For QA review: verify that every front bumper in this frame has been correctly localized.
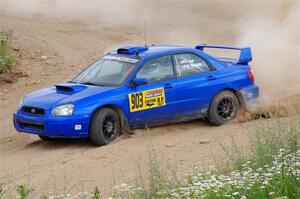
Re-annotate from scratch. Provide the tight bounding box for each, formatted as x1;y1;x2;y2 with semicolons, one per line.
13;111;90;138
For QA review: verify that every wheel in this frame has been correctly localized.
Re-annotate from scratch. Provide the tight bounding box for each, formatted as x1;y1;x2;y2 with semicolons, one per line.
38;135;56;141
208;90;240;126
90;108;120;146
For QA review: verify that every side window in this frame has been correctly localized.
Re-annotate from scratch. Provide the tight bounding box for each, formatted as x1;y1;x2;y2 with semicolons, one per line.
136;55;174;84
173;53;210;77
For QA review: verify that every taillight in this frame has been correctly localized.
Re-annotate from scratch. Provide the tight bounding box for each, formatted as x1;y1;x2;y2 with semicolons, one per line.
247;68;254;83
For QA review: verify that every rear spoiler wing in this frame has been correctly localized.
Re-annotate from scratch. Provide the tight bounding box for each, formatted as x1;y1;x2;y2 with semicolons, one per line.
195;44;252;64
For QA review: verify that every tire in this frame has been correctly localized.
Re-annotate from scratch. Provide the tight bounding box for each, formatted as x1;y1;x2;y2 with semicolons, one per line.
38;135;56;141
208;90;240;126
90;108;120;146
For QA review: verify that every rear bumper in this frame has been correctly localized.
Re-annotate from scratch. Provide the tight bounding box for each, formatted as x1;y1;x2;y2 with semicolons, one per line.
13;112;90;138
239;84;259;111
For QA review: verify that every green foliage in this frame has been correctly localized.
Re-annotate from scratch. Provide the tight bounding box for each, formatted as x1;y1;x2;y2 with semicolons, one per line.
93;187;101;199
147;148;167;197
0;31;15;73
16;185;30;199
249;117;300;168
222;117;300;171
111;148;181;199
0;184;3;199
110;117;300;199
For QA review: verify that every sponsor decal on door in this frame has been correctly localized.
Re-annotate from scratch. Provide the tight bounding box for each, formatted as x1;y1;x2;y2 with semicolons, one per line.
128;87;166;112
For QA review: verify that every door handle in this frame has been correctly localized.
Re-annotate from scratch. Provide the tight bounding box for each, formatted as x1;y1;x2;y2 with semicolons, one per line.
164;83;173;88
207;76;216;81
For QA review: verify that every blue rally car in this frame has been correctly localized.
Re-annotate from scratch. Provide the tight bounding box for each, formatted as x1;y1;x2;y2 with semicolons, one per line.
13;44;259;146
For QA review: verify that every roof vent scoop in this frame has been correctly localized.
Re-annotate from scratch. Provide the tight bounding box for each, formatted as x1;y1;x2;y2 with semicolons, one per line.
117;46;148;56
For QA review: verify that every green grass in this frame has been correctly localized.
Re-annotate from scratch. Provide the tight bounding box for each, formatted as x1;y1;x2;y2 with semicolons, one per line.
16;185;30;199
92;187;101;199
111;117;300;199
0;184;3;199
111;148;181;199
0;31;15;73
223;117;300;171
249;117;299;167
111;149;300;198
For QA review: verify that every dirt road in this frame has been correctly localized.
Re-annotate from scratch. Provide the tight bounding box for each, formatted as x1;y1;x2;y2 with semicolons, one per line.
0;1;299;197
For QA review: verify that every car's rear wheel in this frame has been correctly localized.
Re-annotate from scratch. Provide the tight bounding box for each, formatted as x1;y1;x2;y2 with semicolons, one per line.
38;135;57;141
208;90;240;126
90;108;120;146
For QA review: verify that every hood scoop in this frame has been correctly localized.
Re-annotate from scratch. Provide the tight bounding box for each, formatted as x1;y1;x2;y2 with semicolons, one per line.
55;83;87;92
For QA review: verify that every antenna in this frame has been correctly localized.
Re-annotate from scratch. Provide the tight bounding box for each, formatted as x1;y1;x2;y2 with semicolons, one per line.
144;18;147;47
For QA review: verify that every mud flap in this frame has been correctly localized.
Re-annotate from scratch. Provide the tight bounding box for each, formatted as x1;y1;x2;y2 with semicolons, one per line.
121;114;134;135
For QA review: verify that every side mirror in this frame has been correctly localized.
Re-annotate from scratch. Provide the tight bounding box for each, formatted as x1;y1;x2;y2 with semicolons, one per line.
132;78;147;87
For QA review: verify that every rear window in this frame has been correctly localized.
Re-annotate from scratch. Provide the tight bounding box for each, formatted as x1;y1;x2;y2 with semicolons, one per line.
173;53;210;77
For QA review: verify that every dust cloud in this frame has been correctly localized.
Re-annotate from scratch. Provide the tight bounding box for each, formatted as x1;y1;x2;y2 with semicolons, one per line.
1;0;299;105
236;1;300;104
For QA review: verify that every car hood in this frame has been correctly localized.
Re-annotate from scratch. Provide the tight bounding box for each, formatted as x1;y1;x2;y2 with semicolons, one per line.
22;83;115;110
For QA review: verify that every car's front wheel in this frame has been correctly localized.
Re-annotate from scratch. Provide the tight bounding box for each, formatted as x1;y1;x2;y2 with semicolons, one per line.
207;90;240;126
90;108;120;146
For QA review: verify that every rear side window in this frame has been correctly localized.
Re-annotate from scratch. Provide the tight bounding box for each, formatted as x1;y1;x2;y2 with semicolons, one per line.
136;55;174;84
173;53;210;77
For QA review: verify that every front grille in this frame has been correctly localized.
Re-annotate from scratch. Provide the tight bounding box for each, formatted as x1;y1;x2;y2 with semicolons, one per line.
18;119;44;131
22;106;45;116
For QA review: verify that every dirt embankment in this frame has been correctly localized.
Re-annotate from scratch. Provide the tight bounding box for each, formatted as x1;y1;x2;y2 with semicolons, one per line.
0;0;299;197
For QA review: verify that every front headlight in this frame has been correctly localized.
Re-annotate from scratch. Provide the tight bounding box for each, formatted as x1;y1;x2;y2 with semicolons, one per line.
52;104;74;116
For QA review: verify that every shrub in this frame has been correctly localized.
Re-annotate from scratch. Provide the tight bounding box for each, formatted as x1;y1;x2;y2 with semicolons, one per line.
16;185;30;199
93;187;101;199
0;184;3;199
0;31;15;73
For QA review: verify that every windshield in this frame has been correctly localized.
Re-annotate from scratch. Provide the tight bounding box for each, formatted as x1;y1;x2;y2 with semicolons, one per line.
72;55;140;86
